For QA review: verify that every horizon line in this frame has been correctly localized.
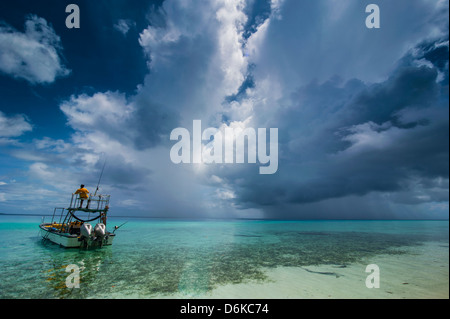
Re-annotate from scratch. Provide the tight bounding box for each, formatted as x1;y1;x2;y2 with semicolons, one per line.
0;212;448;221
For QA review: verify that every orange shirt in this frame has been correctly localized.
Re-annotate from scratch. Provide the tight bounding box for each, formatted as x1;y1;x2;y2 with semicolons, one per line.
75;187;89;199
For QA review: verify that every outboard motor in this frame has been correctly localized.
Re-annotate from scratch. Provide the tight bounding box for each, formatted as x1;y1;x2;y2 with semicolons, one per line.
94;223;107;246
79;223;93;248
80;223;93;239
94;223;106;238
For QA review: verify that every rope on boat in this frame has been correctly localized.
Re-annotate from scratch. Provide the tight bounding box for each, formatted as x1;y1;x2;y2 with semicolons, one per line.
68;209;102;223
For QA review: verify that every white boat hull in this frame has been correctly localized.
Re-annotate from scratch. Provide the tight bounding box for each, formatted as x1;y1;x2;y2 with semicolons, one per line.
39;224;115;248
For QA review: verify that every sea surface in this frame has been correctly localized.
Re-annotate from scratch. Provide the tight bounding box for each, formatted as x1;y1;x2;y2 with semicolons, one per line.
0;215;448;299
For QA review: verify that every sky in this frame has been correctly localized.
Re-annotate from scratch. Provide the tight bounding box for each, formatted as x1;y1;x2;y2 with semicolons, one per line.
0;0;448;219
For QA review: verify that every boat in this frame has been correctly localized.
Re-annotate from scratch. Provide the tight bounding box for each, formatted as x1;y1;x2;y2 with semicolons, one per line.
39;192;116;248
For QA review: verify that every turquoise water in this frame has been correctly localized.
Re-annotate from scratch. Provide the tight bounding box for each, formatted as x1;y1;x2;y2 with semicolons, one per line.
0;215;448;298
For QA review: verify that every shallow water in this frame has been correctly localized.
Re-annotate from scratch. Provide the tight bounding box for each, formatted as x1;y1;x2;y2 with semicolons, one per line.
0;216;448;298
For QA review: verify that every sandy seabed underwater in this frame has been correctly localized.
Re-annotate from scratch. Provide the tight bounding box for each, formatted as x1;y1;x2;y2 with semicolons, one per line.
0;216;448;299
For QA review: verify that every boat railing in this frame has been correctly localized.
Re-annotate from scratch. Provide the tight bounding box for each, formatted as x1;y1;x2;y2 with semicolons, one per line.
68;193;110;211
48;207;66;224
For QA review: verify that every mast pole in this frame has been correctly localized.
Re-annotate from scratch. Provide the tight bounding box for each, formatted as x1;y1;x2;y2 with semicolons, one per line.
94;157;106;196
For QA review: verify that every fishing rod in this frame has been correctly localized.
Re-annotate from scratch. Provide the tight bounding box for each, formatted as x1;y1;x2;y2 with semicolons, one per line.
113;221;128;233
94;157;107;196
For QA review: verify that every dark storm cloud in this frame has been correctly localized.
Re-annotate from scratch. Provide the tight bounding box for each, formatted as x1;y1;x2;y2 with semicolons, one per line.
221;36;449;211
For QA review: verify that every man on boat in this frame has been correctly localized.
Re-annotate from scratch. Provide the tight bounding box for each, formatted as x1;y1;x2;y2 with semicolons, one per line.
75;184;89;209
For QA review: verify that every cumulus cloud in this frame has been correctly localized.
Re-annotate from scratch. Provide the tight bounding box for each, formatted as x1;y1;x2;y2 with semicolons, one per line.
137;0;248;123
59;92;155;190
60;91;134;143
0;110;32;138
0;15;70;84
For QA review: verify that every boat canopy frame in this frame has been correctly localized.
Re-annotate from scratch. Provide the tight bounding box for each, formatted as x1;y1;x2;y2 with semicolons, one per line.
47;193;110;230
